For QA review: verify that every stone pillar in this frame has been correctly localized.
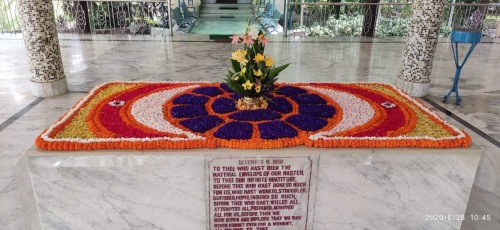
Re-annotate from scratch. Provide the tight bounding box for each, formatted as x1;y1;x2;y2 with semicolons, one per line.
17;0;68;97
496;20;500;38
396;0;446;97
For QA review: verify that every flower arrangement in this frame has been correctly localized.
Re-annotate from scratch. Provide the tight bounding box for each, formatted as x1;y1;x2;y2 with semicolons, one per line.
35;81;472;151
225;22;290;110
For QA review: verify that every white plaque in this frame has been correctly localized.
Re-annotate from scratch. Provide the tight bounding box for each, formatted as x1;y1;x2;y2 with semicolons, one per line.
207;156;314;230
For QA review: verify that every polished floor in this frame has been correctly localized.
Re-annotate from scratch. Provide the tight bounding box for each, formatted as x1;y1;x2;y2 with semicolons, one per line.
0;35;499;229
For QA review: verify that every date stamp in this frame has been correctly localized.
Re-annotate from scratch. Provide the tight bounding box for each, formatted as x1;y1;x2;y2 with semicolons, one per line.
425;214;491;221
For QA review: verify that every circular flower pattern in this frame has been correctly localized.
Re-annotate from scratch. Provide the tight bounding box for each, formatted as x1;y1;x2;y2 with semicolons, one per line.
169;84;337;140
36;82;472;150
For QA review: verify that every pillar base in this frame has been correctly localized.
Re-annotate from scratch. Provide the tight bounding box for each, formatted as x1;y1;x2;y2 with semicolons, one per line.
30;78;69;97
395;78;430;97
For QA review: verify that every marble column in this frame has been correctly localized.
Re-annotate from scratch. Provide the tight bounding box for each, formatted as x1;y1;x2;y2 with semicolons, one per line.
396;0;446;97
17;0;68;97
496;20;500;38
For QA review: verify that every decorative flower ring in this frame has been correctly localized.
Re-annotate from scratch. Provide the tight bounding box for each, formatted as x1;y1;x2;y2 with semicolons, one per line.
166;83;339;141
35;82;472;150
108;100;125;107
381;101;396;109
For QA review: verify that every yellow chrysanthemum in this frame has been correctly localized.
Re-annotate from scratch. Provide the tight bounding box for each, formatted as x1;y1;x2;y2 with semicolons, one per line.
231;49;248;65
254;53;265;62
242;80;254;90
265;56;273;67
253;69;263;77
258;34;264;41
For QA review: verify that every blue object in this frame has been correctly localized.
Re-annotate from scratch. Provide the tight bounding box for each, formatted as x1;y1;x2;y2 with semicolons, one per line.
443;29;481;105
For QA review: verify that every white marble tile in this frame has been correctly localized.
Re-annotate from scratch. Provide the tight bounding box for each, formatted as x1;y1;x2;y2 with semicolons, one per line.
1;36;499;229
26;154;206;230
0;93;85;230
13;146;482;229
0;175;25;230
313;148;481;230
462;185;500;230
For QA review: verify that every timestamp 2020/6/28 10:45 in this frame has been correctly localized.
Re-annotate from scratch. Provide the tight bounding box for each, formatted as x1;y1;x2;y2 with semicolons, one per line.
425;214;491;221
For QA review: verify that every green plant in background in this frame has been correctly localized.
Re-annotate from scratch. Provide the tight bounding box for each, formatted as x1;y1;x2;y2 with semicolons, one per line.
306;23;335;37
375;17;411;37
0;0;20;32
439;25;453;37
327;14;363;36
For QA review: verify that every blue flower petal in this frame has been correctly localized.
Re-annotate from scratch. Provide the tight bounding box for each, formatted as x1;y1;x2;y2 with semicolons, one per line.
258;121;298;139
230;93;243;100
180;115;223;133
219;83;234;93
171;105;207;118
212;97;236;114
173;94;209;105
286;114;327;131
214;122;253;139
268;97;293;114
299;105;336;118
192;87;224;97
276;86;307;96
229;110;282;121
290;94;327;104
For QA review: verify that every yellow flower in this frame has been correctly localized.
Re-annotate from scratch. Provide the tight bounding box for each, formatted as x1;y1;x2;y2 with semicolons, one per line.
233;76;239;81
265;56;273;67
242;80;254;90
255;85;261;93
253;69;263;77
254;53;265;62
258;34;264;40
232;49;248;65
240;67;246;76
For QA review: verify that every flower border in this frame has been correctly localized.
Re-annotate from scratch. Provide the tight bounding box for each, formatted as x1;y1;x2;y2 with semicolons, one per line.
36;81;471;150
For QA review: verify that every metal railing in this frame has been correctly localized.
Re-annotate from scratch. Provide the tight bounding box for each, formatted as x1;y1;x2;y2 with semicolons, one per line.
286;2;500;38
52;1;170;35
1;0;172;36
2;1;500;38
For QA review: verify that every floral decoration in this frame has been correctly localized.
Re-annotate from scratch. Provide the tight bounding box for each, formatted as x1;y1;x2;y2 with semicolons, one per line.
225;22;290;109
35;81;471;151
381;101;397;109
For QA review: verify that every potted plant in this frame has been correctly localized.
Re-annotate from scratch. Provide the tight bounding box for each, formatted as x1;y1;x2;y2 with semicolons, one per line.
225;22;290;110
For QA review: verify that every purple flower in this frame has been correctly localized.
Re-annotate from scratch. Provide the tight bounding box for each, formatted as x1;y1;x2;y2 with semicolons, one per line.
229;109;282;121
171;105;208;118
258;121;298;139
299;105;335;118
192;87;224;97
220;83;234;93
180;115;223;133
173;94;209;105
214;122;253;139
290;94;327;104
212;97;236;114
277;86;307;96
267;97;293;114
286;114;327;131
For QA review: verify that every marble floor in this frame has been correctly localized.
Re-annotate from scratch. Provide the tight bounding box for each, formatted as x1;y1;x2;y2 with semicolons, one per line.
0;35;499;230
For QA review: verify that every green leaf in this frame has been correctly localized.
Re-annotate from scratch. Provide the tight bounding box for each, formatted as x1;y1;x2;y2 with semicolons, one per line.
231;59;241;72
269;63;290;77
254;44;262;55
